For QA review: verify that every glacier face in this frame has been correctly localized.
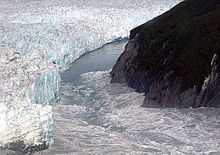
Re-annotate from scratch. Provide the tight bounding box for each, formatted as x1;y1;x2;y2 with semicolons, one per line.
0;0;182;150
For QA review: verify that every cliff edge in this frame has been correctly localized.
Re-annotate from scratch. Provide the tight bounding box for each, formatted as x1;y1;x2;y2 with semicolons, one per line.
111;0;220;108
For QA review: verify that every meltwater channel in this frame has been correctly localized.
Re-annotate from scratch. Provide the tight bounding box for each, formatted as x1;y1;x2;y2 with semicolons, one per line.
41;41;220;155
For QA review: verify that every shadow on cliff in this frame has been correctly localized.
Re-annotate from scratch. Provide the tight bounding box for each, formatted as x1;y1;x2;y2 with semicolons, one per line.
111;0;220;108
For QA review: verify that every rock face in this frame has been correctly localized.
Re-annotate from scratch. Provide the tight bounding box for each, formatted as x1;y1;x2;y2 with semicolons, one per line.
111;0;220;108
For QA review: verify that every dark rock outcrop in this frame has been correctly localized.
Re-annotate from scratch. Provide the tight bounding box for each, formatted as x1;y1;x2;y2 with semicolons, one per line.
111;0;220;108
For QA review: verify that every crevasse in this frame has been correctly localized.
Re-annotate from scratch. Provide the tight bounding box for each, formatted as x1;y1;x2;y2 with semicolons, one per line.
27;71;61;106
0;0;182;150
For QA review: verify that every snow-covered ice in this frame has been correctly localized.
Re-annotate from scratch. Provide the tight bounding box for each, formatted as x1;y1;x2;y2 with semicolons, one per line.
0;0;182;149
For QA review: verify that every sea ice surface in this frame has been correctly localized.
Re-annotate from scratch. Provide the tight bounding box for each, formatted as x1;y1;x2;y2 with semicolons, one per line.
40;70;220;154
0;0;182;148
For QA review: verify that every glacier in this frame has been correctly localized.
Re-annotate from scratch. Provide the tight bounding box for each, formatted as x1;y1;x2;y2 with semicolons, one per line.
0;0;182;151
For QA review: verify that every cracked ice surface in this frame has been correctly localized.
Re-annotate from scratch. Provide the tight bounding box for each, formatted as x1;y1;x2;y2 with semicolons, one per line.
0;42;57;147
0;0;182;148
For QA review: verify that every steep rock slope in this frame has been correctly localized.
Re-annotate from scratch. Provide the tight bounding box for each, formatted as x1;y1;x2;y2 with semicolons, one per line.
111;0;220;108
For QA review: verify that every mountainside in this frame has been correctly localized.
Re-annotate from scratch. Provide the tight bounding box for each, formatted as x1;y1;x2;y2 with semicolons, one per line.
111;0;220;108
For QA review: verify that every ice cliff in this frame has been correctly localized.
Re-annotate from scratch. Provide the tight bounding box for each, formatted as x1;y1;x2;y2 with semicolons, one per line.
0;0;182;152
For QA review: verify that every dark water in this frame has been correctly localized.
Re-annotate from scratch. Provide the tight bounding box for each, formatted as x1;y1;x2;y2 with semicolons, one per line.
61;40;127;83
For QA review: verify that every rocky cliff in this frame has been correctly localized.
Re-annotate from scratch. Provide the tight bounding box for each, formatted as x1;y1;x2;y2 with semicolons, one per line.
111;0;220;108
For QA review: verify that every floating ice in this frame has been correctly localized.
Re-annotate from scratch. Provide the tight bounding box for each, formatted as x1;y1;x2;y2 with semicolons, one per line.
41;71;220;154
0;0;182;149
